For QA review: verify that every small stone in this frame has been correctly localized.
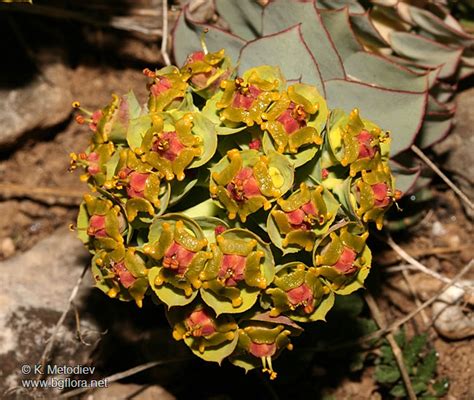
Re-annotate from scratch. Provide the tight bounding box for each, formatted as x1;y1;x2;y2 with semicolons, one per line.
0;238;15;258
0;63;72;148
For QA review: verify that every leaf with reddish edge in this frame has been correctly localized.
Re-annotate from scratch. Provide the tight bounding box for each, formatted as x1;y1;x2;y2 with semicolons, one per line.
324;79;427;156
246;311;304;332
172;6;246;67
407;6;474;45
389;161;421;195
416;113;454;149
349;11;389;49
389;32;464;79
214;0;263;41
344;51;428;92
238;25;326;97
262;0;345;81
318;0;365;13
319;8;362;61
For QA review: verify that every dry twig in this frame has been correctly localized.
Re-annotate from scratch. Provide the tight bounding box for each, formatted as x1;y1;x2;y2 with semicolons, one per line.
385;232;470;290
161;0;171;66
365;292;417;400
302;260;473;352
401;269;430;326
37;264;88;376
411;144;474;210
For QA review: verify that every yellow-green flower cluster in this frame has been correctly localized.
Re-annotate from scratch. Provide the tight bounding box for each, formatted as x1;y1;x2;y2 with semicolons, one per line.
72;49;399;379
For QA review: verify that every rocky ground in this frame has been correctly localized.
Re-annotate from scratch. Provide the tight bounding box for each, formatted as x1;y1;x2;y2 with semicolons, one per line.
0;4;473;400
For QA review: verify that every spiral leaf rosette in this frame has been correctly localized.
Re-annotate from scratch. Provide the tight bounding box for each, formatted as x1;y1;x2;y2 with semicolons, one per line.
72;39;402;376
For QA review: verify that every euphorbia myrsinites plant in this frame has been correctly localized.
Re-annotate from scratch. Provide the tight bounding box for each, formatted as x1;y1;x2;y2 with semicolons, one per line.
70;47;400;378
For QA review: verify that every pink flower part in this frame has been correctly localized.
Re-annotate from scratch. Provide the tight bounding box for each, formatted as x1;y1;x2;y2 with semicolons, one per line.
186;51;205;64
332;247;357;274
126;172;149;198
226;167;261;202
163;241;196;275
249;138;262;150
218;254;246;286
372;183;390;208
286;283;314;313
322;168;329;180
152;131;185;162
249;342;277;358
286;201;318;230
232;85;261;110
214;225;227;236
89;110;103;132
88;215;107;238
113;262;136;289
186;309;216;337
277;103;307;135
87;152;100;176
150;77;172;97
357;130;376;159
185;51;215;89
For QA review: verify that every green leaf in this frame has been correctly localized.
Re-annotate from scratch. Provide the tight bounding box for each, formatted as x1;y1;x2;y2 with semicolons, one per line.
319;8;362;61
389;383;407;398
408;6;474;45
344;52;428;92
168;176;198;207
349;12;389;49
403;333;427;369
375;364;401;384
172;7;246;66
188;113;218;168
202;92;247;136
215;0;262;41
433;378;449;397
238;25;326;96
105;150;120;181
127;115;152;150
389;32;463;79
318;0;365;13
291;290;335;323
389;161;421;195
77;202;90;245
148;267;198;308
324;79;426;156
201;286;260;316
262;0;345;80
184;331;239;364
416;112;453;149
417;349;437;382
124;91;141;119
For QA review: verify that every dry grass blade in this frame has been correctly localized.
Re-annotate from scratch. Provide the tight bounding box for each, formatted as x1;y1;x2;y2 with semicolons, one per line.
411;144;474;210
365;292;417;400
